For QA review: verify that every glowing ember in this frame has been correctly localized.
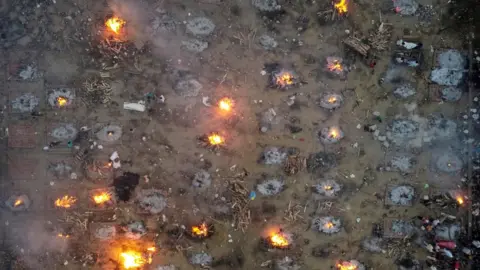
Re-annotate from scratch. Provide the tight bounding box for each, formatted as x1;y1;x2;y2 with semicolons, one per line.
54;195;77;208
457;196;464;205
328;60;343;72
334;0;348;14
14;199;23;207
328;96;337;104
192;223;209;237
57;233;70;238
337;262;358;270
324;185;333;191
56;96;68;107
218;98;234;112
269;231;290;248
93;192;112;204
275;71;294;87
120;251;147;269
325;222;334;229
329;128;339;138
208;133;225;145
105;17;126;34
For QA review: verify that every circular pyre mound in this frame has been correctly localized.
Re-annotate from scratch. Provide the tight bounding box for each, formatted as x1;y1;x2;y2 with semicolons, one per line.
257;176;285;196
312;216;342;234
259;146;294;165
389;185;415;206
135;189;167;214
319;126;344;144
318;93;343;110
306;152;337;174
386;119;420;146
186;222;215;240
336;260;365;270
433;151;463;173
5;194;30;212
313;179;342;198
192;170;212;191
96;125;122;143
270;69;298;90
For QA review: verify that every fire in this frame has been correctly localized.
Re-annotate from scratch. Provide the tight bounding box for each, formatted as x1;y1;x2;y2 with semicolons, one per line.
105;17;126;34
337;262;358;270
56;96;68;107
54;195;77;208
457;196;464;205
334;0;348;14
208;133;225;145
328;60;343;72
269;231;290;248
328;96;337;104
192;223;209;237
120;251;147;269
218;98;234;112
324;185;333;191
329;128;339;138
325;222;334;229
14;199;23;207
275;72;294;87
93;192;111;204
57;233;70;238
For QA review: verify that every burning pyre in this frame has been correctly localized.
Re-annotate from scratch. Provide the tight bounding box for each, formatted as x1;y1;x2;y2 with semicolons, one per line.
119;246;156;269
326;57;346;77
198;132;226;149
56;96;68;107
334;0;348;14
5;194;31;212
313;179;342;198
319;126;344;144
90;189;116;209
217;97;234;113
271;69;298;89
105;17;126;36
48;88;75;108
187;222;215;240
318;93;344;110
262;229;292;250
312;216;342;234
336;260;365;270
54;195;77;209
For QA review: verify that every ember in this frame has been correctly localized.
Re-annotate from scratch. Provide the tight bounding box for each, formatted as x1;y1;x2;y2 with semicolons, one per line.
105;17;126;35
337;262;358;270
273;70;296;88
93;192;112;204
208;133;225;145
14;199;23;207
120;250;147;269
54;195;77;208
319;126;344;144
57;233;70;238
56;96;68;107
457;196;464;205
192;223;208;237
325;222;334;229
334;0;348;14
329;128;339;138
268;231;291;248
218;97;234;112
328;60;343;72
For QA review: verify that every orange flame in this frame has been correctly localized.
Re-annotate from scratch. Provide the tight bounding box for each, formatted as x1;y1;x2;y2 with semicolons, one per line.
14;199;23;207
57;233;70;238
192;223;209;237
329;128;339;138
328;61;343;72
337;262;358;270
56;96;68;107
457;196;464;205
218;98;234;112
93;192;112;204
105;17;126;34
120;251;147;269
324;185;333;191
328;96;337;104
276;72;294;87
334;0;348;14
269;232;290;248
208;133;225;145
325;222;334;229
54;195;77;208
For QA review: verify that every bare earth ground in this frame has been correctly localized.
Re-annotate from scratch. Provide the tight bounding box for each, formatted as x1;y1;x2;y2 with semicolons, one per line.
0;0;472;269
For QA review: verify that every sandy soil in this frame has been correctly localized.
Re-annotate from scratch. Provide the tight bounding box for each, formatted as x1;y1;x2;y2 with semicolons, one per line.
0;0;473;269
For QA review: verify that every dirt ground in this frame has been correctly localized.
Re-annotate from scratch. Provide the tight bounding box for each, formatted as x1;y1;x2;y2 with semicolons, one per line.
0;0;473;269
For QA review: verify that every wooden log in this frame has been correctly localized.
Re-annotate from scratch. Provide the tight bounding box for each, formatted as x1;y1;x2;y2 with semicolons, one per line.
343;37;370;57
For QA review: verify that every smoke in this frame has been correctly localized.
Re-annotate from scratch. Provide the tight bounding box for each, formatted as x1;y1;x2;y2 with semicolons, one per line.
3;217;69;268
